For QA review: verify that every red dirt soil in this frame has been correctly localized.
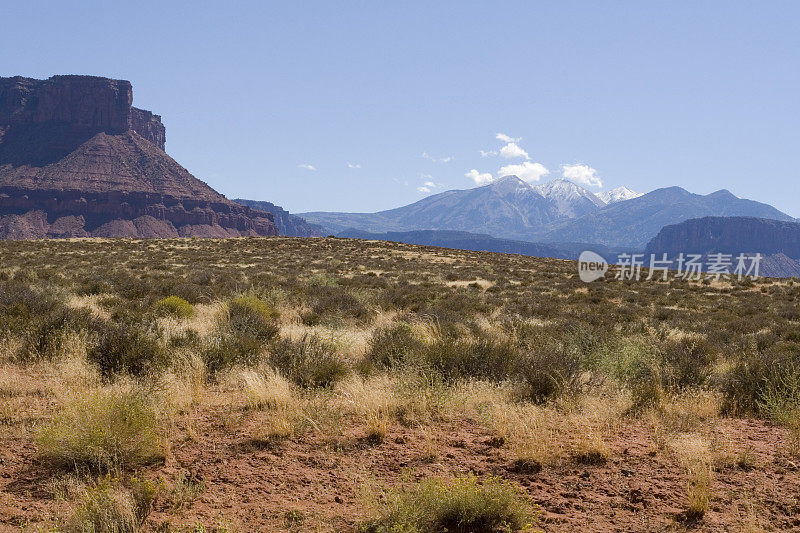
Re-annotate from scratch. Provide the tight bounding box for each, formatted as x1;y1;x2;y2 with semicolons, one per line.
2;404;799;532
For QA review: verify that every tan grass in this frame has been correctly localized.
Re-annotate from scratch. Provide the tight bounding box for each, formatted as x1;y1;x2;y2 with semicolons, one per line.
445;278;495;290
37;383;165;471
0;335;23;362
660;389;721;433
279;309;398;361
161;351;206;414
66;294;112;321
240;367;293;410
158;302;227;341
335;373;392;410
66;484;138;533
488;402;562;466
670;433;714;518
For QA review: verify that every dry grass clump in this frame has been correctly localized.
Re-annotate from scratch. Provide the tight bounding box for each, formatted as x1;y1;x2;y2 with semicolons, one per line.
361;474;537;533
659;388;722;432
251;404;305;444
670;433;714;521
37;385;165;472
335;374;398;441
487;402;561;468
240;367;293;410
162;350;206;413
482;387;625;470
66;476;156;533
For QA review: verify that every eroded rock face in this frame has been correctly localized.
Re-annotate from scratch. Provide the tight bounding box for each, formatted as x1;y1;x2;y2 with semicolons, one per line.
644;216;800;278
0;75;166;162
233;198;327;237
0;75;278;239
129;107;166;151
645;216;800;259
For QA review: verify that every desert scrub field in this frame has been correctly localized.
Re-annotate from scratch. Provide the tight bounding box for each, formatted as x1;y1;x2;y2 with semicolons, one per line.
1;236;799;532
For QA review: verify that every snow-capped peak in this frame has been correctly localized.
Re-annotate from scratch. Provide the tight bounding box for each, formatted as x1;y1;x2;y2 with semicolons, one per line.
597;186;643;205
488;175;536;196
533;178;605;217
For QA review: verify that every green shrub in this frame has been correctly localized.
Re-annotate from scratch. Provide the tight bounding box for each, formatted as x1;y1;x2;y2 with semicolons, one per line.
656;337;717;390
153;296;195;318
758;363;800;424
21;307;94;361
37;387;164;471
228;296;279;342
361;474;536;533
366;323;519;382
721;343;800;414
422;337;519;382
202;330;263;375
201;297;279;375
302;286;369;325
366;322;424;369
269;334;349;387
758;363;800;454
88;320;167;377
514;344;583;403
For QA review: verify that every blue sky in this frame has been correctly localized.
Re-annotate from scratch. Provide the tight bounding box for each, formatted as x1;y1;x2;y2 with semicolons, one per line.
3;1;799;216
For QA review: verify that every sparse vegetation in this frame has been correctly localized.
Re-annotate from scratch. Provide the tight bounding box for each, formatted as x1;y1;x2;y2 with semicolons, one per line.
1;237;799;530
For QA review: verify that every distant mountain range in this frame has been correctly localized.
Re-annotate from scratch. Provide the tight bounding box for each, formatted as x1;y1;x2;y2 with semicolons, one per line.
645;216;800;278
301;176;619;238
233;199;326;237
539;187;794;248
301;176;794;248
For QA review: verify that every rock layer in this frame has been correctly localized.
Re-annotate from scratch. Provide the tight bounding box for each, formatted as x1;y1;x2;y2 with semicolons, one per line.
233;198;326;237
0;75;277;239
645;216;800;278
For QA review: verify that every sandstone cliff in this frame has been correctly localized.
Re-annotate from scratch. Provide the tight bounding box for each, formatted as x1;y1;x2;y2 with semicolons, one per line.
645;216;800;259
233;198;327;237
0;75;277;239
645;216;800;278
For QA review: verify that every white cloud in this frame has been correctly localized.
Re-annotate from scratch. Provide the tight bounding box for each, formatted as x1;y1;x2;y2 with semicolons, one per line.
499;142;529;160
423;180;436;188
298;163;316;171
496;133;521;143
498;161;550;183
561;164;602;188
347;162;361;169
480;149;497;157
417;186;431;193
422;151;454;163
466;169;494;184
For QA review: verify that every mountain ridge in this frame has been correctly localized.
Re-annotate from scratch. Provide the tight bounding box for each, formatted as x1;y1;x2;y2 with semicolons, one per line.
302;179;794;248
